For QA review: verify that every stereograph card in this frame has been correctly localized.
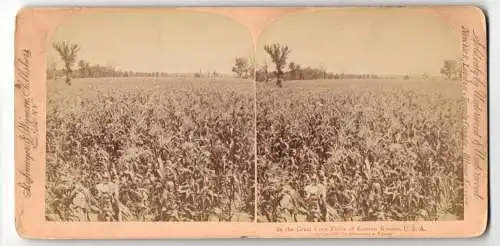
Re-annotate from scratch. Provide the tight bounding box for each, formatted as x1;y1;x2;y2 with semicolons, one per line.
14;6;488;238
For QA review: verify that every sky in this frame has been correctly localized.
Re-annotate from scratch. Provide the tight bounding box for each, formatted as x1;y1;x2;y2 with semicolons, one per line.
48;10;254;74
48;8;461;76
257;8;462;76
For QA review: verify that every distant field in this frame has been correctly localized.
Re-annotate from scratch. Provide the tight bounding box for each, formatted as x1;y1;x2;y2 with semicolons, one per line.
258;78;462;94
48;77;254;94
257;78;464;222
46;77;255;222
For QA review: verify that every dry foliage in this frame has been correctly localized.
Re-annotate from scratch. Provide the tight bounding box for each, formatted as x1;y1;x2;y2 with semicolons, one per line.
46;78;255;222
257;79;464;222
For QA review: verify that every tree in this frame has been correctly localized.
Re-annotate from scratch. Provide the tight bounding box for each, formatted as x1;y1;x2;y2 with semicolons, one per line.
440;60;459;80
78;60;85;77
232;57;249;78
295;64;303;80
90;64;104;78
78;60;91;78
319;65;326;80
210;70;218;80
288;62;297;80
83;62;91;77
47;61;57;80
247;57;256;79
263;43;291;87
256;63;270;82
53;41;80;85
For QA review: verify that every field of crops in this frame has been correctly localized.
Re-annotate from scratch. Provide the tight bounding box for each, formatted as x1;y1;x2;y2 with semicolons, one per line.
46;77;255;222
46;76;465;223
257;79;465;222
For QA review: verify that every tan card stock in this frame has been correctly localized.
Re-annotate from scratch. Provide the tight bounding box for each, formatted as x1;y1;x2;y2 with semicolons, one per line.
14;6;488;238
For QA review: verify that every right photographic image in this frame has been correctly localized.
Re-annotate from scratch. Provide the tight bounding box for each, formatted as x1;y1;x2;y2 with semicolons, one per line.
256;8;465;222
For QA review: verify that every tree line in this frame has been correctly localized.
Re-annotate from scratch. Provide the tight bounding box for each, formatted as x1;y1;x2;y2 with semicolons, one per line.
51;40;462;87
231;43;383;87
47;60;169;81
232;43;462;88
50;41;172;85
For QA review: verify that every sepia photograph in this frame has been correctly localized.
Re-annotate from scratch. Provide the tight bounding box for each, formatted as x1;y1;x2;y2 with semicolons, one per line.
13;6;487;238
44;10;256;222
256;9;466;222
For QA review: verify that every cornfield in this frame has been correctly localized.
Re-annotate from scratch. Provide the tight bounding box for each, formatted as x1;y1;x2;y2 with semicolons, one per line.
45;77;464;223
46;77;255;222
257;79;464;222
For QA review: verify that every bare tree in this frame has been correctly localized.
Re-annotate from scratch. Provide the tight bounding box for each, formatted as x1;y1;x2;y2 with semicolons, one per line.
264;43;291;87
53;41;80;85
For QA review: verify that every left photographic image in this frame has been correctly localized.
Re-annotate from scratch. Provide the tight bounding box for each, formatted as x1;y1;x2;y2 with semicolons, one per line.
45;10;256;222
